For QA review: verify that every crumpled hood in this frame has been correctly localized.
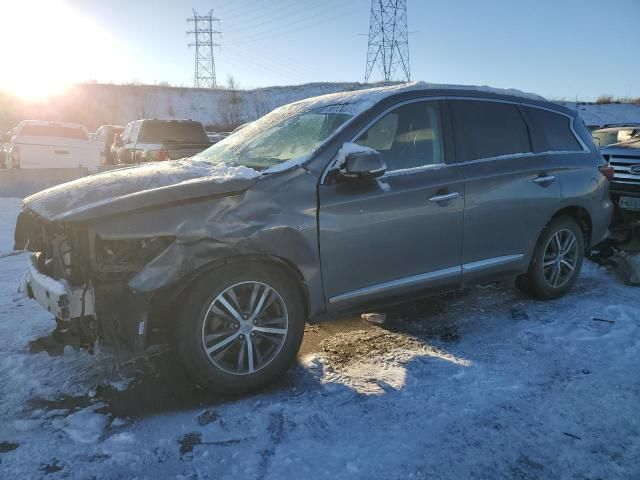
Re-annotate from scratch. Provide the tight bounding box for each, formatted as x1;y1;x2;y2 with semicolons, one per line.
22;159;261;222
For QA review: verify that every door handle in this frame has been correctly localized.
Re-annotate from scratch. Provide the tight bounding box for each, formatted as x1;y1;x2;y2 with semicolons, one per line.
428;192;460;203
533;175;555;185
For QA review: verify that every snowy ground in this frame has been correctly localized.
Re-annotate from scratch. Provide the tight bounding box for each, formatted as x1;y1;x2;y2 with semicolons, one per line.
0;198;639;479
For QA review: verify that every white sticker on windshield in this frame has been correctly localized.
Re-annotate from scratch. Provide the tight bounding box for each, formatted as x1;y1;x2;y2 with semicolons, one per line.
317;104;360;115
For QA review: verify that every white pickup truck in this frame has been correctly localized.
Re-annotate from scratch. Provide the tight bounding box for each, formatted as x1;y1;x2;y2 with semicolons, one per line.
6;120;101;171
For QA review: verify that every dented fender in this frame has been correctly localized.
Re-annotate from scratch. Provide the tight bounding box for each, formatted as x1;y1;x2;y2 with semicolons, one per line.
91;168;327;317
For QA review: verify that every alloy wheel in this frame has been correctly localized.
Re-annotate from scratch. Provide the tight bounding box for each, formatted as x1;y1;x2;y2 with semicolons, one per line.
201;281;289;375
542;229;579;289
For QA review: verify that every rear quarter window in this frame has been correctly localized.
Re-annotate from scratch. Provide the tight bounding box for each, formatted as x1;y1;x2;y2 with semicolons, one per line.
521;107;583;153
138;121;208;143
449;100;531;161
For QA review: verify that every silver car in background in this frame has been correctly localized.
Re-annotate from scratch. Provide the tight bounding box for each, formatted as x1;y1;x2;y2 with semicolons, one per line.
15;83;613;393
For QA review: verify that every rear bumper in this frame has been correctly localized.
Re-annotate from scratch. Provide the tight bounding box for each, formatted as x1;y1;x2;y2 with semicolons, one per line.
24;254;95;321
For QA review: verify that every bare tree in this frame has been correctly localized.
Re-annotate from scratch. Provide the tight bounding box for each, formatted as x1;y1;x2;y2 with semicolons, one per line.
252;90;271;120
596;95;614;105
217;75;245;128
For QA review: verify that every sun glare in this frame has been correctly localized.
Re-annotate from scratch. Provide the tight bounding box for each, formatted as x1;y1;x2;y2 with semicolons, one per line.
0;0;133;100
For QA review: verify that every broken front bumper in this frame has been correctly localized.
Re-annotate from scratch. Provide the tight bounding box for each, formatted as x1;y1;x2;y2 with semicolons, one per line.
23;254;95;321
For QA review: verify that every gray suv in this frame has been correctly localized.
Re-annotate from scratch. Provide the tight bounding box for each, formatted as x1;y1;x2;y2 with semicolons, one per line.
15;84;612;393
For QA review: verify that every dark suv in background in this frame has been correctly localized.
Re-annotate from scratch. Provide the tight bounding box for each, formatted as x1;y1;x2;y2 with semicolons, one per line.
600;130;640;241
16;83;612;393
112;119;211;164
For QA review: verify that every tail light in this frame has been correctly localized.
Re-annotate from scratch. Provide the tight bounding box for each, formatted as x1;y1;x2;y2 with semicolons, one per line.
598;164;615;180
11;146;20;168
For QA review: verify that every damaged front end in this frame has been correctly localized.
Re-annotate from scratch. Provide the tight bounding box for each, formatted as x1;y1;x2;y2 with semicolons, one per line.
16;210;173;352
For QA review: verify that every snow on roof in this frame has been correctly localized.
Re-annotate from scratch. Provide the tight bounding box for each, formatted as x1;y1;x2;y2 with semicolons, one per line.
285;81;546;115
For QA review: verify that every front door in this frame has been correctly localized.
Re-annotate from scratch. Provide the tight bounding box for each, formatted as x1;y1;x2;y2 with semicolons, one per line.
318;99;464;312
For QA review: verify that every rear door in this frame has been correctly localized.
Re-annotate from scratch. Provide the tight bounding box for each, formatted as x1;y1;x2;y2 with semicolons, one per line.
318;99;464;311
447;98;561;283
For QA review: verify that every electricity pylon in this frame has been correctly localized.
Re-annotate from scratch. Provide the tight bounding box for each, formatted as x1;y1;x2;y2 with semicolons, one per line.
364;0;411;84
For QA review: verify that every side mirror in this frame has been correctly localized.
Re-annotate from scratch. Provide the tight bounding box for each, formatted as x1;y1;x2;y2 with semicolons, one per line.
114;134;123;147
339;150;386;180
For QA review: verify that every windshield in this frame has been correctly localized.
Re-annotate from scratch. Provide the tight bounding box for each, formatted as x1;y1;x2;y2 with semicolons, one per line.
195;105;354;170
139;121;209;143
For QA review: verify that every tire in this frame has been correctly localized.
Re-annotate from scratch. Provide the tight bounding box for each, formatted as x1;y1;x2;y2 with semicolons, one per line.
517;216;584;300
175;262;305;394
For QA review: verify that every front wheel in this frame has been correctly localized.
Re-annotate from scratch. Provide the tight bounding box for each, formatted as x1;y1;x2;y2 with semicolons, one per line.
176;263;305;394
517;216;584;300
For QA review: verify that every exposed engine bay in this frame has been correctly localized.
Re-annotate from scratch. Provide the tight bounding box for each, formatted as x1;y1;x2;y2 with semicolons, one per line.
15;210;174;352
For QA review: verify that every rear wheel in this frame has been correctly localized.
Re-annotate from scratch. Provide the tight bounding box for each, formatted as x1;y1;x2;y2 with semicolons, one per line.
517;216;584;300
176;263;305;393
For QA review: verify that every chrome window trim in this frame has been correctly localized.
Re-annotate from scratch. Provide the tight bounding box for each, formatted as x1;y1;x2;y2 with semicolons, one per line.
452;150;582;168
382;162;449;178
321;95;589;184
328;254;525;305
379;150;582;176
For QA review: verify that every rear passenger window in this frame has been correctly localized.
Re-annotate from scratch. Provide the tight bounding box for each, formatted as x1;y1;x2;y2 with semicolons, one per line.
449;100;531;161
521;107;583;153
355;101;444;171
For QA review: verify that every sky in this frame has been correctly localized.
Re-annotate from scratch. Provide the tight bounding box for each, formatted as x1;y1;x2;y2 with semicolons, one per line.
0;0;638;101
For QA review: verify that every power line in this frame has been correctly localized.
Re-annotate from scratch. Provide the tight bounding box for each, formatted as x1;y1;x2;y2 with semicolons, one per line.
187;9;222;88
229;1;360;46
217;1;360;84
365;0;410;84
219;0;299;23
231;1;334;34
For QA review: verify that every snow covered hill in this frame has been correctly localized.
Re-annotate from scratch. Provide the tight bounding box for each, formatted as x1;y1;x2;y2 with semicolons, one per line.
6;82;640;132
560;102;640;128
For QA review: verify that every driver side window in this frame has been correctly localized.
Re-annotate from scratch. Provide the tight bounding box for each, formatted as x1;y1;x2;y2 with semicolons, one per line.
355;100;444;171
